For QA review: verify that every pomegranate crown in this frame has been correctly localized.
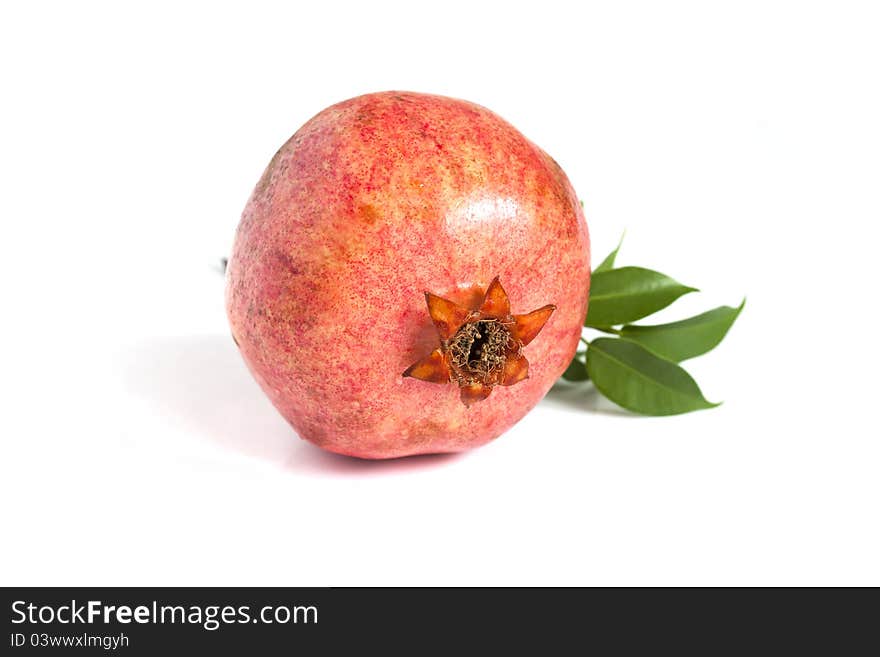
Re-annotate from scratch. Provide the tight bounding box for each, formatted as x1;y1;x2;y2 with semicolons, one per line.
403;277;555;406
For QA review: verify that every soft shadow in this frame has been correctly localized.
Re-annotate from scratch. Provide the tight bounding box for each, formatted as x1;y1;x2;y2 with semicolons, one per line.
118;335;464;476
542;381;634;416
291;447;464;475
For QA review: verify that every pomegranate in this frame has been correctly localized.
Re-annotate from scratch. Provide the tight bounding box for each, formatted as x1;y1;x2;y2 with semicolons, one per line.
226;91;590;459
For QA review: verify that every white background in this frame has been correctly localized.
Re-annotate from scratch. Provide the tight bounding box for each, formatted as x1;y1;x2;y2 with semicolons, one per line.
2;1;878;586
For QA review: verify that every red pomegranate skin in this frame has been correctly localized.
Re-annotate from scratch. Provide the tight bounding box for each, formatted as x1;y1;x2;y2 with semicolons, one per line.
226;92;590;459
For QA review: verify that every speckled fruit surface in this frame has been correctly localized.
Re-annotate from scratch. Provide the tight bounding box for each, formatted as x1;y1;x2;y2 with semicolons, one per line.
226;91;590;459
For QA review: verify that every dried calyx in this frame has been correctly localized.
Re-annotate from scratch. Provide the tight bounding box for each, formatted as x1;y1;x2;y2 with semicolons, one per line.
448;319;513;384
403;277;555;406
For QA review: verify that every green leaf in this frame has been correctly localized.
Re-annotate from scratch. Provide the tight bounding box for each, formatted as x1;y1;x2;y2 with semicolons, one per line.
592;230;625;273
586;338;719;415
586;266;697;328
619;300;745;362
562;354;589;381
